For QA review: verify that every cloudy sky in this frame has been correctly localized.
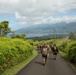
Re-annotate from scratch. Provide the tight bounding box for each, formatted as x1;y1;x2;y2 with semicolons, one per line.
0;0;76;30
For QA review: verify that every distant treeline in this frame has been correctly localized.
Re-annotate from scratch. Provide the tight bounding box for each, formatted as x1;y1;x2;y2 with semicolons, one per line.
26;34;68;41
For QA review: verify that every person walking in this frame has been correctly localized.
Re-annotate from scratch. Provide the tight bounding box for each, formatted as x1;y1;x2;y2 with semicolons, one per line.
46;42;51;57
42;43;48;65
51;43;58;60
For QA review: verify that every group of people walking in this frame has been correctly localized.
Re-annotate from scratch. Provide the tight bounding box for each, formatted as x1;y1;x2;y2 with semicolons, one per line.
37;42;58;66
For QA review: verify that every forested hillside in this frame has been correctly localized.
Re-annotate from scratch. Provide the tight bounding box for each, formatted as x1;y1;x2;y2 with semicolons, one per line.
15;22;76;34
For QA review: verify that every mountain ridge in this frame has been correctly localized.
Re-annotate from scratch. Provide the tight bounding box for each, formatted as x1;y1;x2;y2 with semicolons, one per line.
15;22;76;37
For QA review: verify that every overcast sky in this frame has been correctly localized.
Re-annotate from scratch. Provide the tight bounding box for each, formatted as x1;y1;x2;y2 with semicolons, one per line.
0;0;76;30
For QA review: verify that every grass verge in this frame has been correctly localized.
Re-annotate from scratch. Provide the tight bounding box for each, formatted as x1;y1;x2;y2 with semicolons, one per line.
59;51;76;72
1;50;38;75
59;51;67;59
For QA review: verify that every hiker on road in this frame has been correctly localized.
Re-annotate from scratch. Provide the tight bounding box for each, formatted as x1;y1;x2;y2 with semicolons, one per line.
42;43;48;65
51;43;58;60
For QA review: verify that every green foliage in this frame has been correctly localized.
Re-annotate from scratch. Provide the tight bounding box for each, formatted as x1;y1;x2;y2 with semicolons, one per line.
33;40;41;46
58;38;76;64
0;21;11;36
59;42;67;52
26;39;34;45
66;41;76;63
1;50;38;75
69;32;76;40
58;38;69;53
0;37;33;74
33;39;53;47
11;33;26;39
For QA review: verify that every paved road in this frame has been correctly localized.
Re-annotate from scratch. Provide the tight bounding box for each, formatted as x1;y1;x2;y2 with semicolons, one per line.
16;53;76;75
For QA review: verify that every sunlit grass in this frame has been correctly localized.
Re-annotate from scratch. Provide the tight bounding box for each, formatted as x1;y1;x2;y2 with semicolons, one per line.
1;50;38;75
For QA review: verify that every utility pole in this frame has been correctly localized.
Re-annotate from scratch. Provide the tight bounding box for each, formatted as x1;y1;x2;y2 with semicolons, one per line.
54;27;56;42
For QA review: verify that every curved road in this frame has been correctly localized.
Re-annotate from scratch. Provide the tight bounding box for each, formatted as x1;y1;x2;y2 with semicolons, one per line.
16;53;76;75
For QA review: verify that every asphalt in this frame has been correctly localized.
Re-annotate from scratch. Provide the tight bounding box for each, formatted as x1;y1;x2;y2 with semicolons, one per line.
16;52;76;75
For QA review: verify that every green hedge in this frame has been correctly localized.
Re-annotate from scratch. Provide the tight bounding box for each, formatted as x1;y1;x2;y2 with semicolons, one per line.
59;41;68;53
0;37;33;74
66;41;76;63
59;39;76;64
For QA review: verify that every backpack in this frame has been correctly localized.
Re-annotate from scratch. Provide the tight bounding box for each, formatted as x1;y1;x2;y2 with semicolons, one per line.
53;46;58;53
42;48;48;56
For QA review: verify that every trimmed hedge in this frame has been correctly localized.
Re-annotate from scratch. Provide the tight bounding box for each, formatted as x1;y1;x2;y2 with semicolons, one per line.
0;37;33;74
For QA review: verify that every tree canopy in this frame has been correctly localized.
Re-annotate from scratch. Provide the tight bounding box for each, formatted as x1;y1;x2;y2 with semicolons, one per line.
0;20;11;36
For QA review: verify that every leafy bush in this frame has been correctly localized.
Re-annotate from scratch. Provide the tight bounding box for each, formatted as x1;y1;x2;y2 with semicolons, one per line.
59;42;68;52
0;37;33;74
58;38;70;53
26;39;34;45
66;41;76;63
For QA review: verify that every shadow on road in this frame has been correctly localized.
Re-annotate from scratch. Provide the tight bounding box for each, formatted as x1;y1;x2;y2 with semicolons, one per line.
35;61;43;65
48;57;54;60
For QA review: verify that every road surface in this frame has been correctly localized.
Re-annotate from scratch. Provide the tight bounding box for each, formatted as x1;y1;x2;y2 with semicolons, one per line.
16;53;76;75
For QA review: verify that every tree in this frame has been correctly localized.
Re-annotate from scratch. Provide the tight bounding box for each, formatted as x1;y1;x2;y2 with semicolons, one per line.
0;23;4;36
10;31;15;38
11;33;26;39
69;32;76;40
0;20;11;36
21;33;26;39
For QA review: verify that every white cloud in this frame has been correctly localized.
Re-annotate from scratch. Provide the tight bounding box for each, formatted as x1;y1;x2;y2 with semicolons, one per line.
0;0;19;4
0;0;76;15
18;21;27;25
15;12;76;25
15;12;26;20
0;0;76;26
48;16;76;23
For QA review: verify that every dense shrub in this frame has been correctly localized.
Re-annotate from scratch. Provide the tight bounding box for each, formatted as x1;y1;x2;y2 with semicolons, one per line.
59;42;68;52
0;37;33;74
66;41;76;63
26;39;34;45
56;38;76;64
58;38;70;53
33;40;41;46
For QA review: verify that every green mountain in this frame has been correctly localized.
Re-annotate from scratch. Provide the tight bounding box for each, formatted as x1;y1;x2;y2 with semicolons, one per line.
15;22;76;37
